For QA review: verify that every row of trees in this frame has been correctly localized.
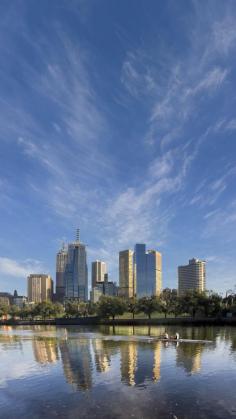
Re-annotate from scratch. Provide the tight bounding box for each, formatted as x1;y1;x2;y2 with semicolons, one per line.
0;289;236;320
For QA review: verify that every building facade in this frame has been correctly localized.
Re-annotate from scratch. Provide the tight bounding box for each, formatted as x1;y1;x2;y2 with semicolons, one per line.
64;234;88;302
27;274;53;303
178;258;206;296
91;260;107;288
56;245;68;302
119;250;134;299
90;274;118;303
0;292;12;306
13;291;28;307
134;244;162;298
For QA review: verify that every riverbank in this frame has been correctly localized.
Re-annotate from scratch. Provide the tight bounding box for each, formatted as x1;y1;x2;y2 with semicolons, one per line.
1;316;236;326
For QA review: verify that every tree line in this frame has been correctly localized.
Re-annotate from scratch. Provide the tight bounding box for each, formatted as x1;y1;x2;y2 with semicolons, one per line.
0;289;236;321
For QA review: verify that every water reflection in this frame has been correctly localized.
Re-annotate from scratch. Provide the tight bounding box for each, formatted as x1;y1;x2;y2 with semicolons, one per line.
120;341;137;386
0;325;235;393
32;338;59;364
59;339;93;390
29;331;206;388
176;343;204;374
120;341;162;386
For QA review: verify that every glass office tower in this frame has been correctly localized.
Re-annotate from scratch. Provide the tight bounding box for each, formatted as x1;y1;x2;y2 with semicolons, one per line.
134;244;162;298
64;232;88;301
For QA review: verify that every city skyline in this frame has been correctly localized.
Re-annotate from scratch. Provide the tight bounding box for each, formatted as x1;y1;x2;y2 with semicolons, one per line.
0;1;236;295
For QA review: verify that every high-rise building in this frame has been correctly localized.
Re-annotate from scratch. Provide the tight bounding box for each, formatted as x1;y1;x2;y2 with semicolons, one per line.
64;230;88;301
178;258;206;296
91;260;107;288
119;250;134;298
134;244;162;298
27;274;53;303
56;245;68;302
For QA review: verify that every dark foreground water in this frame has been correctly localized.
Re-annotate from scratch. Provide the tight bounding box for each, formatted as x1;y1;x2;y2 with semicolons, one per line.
0;325;236;419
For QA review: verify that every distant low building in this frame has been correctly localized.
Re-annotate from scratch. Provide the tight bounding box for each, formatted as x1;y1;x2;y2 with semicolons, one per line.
0;292;12;306
90;274;118;303
178;258;206;296
13;295;28;307
90;287;103;304
12;290;27;307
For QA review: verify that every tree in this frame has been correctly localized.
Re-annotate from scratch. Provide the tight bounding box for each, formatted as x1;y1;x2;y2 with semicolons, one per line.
138;297;159;319
65;300;79;318
179;291;199;318
98;296;127;320
160;288;178;318
53;302;64;317
87;301;97;316
207;293;222;317
0;304;8;319
78;302;88;317
127;298;139;319
33;301;57;320
9;305;20;319
19;305;33;320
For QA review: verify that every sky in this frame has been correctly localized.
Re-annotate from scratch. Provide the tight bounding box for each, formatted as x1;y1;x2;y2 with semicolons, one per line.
0;0;236;296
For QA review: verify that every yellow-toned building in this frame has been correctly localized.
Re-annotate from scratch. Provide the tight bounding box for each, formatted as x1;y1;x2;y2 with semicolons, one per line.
27;274;53;303
91;260;107;288
119;250;134;298
148;250;162;297
178;258;206;296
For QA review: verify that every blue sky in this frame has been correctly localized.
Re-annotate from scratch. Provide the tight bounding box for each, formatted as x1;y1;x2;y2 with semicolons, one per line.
0;0;236;296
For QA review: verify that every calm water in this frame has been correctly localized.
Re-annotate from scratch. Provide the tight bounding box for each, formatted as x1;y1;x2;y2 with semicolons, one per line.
0;325;236;419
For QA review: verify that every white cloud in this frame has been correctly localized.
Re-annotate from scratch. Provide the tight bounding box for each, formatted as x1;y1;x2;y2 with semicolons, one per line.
121;50;156;98
225;119;236;131
184;67;228;98
0;257;45;278
190;166;236;208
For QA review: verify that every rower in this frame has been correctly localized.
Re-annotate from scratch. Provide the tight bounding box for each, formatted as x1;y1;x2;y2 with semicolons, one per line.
174;332;180;340
163;332;169;339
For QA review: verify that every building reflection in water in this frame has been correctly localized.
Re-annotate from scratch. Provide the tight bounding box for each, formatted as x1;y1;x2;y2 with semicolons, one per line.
28;334;209;391
92;339;119;373
120;340;161;386
92;339;110;372
59;339;93;391
120;341;138;386
32;338;59;364
176;343;204;374
0;326;24;351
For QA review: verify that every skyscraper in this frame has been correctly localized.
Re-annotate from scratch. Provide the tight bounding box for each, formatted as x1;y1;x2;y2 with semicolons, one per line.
91;260;107;288
178;258;206;296
27;274;53;303
56;245;68;302
134;244;162;298
64;230;88;301
119;250;134;298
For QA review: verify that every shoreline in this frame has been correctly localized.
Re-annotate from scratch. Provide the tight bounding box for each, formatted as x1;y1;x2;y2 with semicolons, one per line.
0;316;236;327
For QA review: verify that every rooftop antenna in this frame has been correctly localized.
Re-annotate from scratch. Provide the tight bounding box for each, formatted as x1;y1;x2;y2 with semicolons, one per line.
76;228;80;243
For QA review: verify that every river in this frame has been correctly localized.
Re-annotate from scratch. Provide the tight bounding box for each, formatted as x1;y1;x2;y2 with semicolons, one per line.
0;325;236;418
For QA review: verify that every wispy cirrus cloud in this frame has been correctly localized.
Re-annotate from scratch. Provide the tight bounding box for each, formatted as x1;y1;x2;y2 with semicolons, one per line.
190;166;236;208
0;257;45;278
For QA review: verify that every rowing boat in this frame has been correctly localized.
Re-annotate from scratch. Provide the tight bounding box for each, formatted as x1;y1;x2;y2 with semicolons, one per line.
152;338;213;343
102;335;213;343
